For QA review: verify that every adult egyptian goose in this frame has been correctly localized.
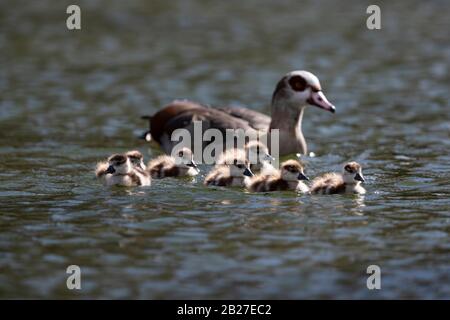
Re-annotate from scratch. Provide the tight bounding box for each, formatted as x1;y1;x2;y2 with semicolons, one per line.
141;70;335;156
96;154;151;187
310;161;366;195
245;159;309;193
147;147;199;178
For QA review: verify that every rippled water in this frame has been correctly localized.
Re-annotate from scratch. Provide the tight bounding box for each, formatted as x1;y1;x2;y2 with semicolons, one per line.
0;0;449;299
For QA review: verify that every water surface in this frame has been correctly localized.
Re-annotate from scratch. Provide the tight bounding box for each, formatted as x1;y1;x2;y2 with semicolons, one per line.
0;0;449;298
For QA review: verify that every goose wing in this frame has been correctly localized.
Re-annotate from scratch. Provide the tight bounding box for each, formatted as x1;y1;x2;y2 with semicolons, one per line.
163;106;255;137
146;100;257;141
217;106;271;131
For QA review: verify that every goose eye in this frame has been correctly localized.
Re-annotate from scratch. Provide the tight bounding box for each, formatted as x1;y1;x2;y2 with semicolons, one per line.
289;75;307;92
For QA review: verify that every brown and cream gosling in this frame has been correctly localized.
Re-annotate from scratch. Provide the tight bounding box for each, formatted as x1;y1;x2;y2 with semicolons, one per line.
147;147;199;178
96;154;151;187
245;159;309;193
216;141;276;176
96;150;146;177
96;150;151;186
244;140;277;176
310;161;366;195
126;150;147;171
204;156;254;187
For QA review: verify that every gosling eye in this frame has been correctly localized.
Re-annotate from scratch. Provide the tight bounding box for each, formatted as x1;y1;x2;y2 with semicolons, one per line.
237;164;243;169
178;151;183;157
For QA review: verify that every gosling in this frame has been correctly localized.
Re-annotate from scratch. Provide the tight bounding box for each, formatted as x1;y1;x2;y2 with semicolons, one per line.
96;150;151;186
204;159;254;187
147;147;199;178
216;141;276;176
244;140;277;176
310;161;366;195
246;159;309;193
126;150;147;171
97;154;150;187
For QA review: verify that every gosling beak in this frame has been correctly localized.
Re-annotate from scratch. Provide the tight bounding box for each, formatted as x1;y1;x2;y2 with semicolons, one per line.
297;172;309;181
243;167;254;177
187;160;199;171
138;130;152;142
264;153;275;161
307;91;336;113
354;173;365;182
105;165;115;174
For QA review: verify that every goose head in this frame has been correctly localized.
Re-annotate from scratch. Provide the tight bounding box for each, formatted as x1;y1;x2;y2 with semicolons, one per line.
343;161;365;185
280;160;309;182
245;140;274;165
105;154;132;175
126;150;146;170
272;70;335;113
174;147;199;171
230;159;254;178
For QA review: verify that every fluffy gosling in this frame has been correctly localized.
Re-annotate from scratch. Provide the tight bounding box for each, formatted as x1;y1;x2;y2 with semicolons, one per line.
204;156;254;187
244;140;277;176
147;147;199;178
310;161;366;195
246;159;309;192
216;141;276;176
126;150;147;171
97;154;150;187
96;150;151;186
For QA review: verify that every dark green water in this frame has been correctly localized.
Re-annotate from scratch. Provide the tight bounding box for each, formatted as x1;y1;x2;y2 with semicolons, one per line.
0;0;449;298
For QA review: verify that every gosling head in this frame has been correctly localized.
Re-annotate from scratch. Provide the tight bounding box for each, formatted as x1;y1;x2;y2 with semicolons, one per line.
105;154;132;175
272;70;335;113
230;159;253;178
174;147;198;171
280;160;309;182
245;140;274;165
126;150;146;170
343;162;365;185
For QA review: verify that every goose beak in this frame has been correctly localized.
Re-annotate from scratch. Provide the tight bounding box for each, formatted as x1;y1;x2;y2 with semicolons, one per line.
264;153;275;161
297;172;309;181
354;173;365;182
307;91;336;113
105;165;115;174
243;168;254;177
